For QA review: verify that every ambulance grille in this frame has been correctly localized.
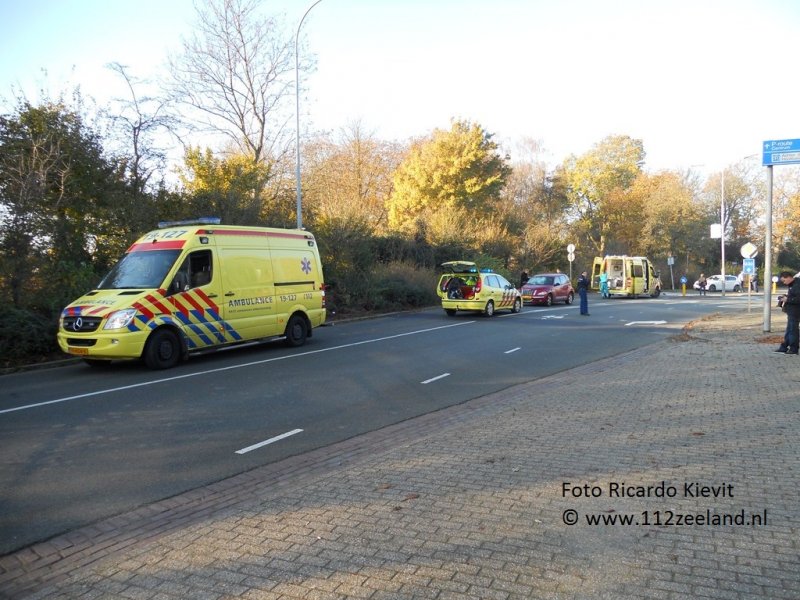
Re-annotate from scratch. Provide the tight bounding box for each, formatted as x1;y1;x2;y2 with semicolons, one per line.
65;338;97;347
62;316;102;332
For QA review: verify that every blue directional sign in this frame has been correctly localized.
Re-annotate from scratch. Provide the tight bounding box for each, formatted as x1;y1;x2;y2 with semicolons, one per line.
763;138;800;166
743;258;756;275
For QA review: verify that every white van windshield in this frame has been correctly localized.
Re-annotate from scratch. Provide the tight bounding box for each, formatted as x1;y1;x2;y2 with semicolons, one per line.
97;250;181;290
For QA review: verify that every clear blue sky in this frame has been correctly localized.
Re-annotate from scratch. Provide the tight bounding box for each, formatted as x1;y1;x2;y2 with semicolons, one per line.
1;0;798;172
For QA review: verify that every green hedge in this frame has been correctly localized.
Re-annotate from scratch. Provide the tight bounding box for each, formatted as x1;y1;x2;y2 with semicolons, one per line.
0;307;60;367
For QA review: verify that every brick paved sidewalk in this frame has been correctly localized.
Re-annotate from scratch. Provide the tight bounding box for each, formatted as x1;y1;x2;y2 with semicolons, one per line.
1;310;798;599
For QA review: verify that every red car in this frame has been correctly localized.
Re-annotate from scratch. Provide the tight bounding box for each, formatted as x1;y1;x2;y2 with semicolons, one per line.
521;273;574;306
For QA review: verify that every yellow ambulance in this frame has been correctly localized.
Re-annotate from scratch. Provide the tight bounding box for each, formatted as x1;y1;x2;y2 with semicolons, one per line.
58;219;327;369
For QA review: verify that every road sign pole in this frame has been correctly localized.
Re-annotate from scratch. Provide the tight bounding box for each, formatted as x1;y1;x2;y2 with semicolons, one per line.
567;244;575;282
721;172;726;298
741;255;757;313
763;165;774;332
762;139;800;332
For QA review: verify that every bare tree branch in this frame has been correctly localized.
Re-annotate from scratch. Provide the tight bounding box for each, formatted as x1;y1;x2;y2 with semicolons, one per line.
106;62;177;194
167;0;308;168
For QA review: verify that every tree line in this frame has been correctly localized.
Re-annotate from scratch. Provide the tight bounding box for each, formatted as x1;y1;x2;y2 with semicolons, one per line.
1;0;799;367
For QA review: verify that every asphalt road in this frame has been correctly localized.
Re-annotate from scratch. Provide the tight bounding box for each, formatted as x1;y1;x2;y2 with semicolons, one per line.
0;292;761;554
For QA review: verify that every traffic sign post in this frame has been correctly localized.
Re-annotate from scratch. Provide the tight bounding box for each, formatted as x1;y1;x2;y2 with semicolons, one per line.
761;139;800;331
742;256;756;312
567;244;575;281
763;139;800;166
740;242;758;259
667;256;675;290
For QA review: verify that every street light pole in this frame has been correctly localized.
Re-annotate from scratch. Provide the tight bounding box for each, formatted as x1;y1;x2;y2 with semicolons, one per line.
294;0;324;230
720;169;726;297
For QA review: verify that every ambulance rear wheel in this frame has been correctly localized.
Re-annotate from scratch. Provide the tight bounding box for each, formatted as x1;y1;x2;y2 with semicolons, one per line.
484;300;495;317
144;328;181;370
284;314;308;347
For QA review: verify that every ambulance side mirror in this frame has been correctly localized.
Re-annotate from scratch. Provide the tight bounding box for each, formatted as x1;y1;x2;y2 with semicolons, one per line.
169;273;189;295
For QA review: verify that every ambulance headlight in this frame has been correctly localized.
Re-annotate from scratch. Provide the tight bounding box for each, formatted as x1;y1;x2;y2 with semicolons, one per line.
104;309;137;330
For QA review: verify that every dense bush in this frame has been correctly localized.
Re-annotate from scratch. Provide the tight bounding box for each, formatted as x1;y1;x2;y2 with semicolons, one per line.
0;307;60;368
370;262;439;312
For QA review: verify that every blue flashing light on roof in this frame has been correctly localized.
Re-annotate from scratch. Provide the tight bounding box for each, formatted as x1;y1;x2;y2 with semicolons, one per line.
479;268;494;273
157;217;221;229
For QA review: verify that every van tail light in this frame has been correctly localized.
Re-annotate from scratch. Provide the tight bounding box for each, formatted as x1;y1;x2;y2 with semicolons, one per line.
320;283;326;308
474;277;482;293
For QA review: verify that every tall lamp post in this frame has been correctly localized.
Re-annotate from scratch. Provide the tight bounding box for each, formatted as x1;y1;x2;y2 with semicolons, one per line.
720;169;726;297
294;0;324;230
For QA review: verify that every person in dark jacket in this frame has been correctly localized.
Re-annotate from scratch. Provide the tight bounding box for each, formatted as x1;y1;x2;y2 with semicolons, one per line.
577;271;590;315
697;273;707;296
775;271;800;354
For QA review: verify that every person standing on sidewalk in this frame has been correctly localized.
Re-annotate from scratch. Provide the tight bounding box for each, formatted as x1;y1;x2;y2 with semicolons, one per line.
577;271;590;315
697;273;707;296
775;271;800;354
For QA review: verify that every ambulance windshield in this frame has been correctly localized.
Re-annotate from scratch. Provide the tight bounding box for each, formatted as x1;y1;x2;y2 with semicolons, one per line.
98;250;181;290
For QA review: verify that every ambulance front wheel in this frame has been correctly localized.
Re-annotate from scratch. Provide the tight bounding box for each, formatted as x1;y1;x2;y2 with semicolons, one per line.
284;314;308;347
144;328;181;369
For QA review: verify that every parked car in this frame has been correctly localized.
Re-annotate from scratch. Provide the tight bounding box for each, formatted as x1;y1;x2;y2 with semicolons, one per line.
437;261;522;317
520;273;574;306
693;274;741;292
